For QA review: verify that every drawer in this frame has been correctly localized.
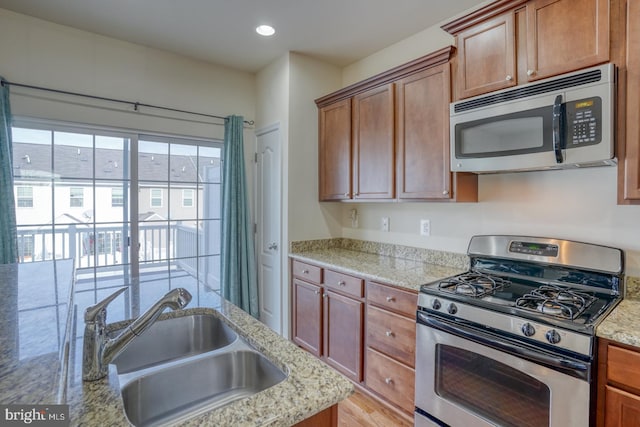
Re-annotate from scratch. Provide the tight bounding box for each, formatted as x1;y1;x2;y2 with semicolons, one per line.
324;269;363;298
367;281;417;317
365;347;415;414
608;344;640;392
366;305;416;367
292;260;322;284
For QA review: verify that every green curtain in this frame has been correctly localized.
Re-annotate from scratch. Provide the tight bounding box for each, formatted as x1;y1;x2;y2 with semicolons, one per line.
0;80;17;264
220;115;258;317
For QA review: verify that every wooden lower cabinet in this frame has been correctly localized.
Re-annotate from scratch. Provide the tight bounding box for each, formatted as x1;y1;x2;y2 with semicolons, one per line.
365;347;416;414
597;339;640;426
324;290;364;382
604;386;640;427
292;278;323;357
291;259;417;421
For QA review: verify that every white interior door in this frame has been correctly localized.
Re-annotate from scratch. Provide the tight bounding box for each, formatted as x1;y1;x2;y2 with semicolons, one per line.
256;124;282;334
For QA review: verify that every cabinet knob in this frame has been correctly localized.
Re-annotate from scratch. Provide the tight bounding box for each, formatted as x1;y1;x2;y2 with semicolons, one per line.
385;377;393;385
527;69;536;76
344;192;350;197
506;75;513;81
322;293;327;298
337;280;346;286
442;190;449;195
385;330;394;337
385;296;395;302
314;290;320;295
301;269;309;274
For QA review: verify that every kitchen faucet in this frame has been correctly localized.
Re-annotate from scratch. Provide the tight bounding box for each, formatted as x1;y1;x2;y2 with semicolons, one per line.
82;287;192;381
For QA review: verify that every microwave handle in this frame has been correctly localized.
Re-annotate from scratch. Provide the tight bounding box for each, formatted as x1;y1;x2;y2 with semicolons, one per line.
552;94;565;163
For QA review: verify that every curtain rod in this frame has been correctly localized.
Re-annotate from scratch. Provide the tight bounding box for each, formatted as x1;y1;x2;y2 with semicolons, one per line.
0;79;255;126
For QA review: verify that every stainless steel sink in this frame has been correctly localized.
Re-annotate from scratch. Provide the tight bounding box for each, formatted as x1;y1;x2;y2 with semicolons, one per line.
119;350;287;427
111;314;237;374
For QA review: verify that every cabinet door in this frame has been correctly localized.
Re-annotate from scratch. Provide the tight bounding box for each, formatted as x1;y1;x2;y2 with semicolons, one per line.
352;84;395;199
324;290;364;382
292;279;323;357
526;0;609;81
605;386;640;427
456;11;516;99
396;64;451;199
624;0;640;200
319;99;352;201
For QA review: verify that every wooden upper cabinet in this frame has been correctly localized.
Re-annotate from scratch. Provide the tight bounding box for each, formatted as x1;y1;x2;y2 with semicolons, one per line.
526;0;609;81
456;12;517;98
622;0;640;201
318;98;352;201
352;84;395;200
396;64;452;199
444;0;611;99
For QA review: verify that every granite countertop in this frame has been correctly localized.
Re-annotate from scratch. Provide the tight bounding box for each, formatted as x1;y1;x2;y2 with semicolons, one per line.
0;260;353;426
596;277;640;348
289;248;465;292
0;260;74;405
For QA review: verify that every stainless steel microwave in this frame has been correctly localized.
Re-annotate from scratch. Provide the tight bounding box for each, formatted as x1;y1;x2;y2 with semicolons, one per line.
450;64;615;173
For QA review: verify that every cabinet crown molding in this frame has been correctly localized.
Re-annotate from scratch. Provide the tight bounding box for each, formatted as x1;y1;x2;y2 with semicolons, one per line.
441;0;528;35
315;46;454;108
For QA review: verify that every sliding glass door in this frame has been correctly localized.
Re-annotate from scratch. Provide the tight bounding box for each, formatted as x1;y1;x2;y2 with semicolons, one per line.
13;121;222;325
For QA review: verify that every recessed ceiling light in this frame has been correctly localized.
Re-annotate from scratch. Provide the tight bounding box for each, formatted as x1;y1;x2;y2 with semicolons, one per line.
256;25;275;36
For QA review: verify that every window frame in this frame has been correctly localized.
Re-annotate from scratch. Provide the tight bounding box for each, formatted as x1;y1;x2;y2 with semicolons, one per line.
70;187;84;208
150;188;163;208
182;188;194;208
17;186;34;208
111;187;124;207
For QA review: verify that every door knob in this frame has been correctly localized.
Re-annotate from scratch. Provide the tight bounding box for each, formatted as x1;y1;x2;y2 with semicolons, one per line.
268;242;278;250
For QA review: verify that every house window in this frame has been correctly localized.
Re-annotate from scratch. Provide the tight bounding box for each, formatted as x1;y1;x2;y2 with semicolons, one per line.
18;235;34;259
112;187;124;207
17;186;33;208
70;187;84;207
182;189;194;207
150;188;163;207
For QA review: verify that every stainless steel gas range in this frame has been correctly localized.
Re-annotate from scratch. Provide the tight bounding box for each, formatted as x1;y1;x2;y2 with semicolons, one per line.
415;235;624;427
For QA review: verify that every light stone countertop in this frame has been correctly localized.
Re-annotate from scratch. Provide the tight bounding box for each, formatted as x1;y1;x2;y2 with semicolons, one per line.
596;276;640;348
289;248;465;292
67;304;354;426
0;259;353;426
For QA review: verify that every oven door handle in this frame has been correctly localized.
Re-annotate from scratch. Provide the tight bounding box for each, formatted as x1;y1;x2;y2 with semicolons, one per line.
417;312;589;378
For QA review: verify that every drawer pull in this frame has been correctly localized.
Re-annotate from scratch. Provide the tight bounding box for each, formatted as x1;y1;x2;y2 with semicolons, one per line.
385;330;394;337
386;296;395;302
314;290;320;295
385;377;393;385
337;280;346;286
301;269;309;274
323;293;327;298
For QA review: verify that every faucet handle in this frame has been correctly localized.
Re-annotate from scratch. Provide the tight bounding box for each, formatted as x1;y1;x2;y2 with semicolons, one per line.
84;287;126;323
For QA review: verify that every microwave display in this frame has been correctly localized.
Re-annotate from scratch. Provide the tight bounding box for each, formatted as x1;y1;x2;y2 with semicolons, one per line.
566;97;602;147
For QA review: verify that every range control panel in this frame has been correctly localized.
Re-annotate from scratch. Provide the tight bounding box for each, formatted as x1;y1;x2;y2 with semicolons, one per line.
509;241;559;257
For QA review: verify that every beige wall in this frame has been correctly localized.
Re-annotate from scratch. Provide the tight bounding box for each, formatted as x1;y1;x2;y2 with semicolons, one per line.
338;6;640;277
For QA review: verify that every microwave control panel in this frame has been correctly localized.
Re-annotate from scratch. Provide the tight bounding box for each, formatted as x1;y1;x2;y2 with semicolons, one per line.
565;97;602;147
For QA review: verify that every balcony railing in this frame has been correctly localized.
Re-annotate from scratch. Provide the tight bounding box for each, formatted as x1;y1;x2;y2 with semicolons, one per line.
16;222;212;273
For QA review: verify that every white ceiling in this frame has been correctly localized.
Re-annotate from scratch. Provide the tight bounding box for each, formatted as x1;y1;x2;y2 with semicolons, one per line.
0;0;486;73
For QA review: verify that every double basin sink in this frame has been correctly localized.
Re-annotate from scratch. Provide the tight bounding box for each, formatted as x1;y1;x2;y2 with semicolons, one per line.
110;312;288;426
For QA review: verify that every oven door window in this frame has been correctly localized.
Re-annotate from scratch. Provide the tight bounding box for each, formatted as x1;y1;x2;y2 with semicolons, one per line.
455;106;553;158
435;344;550;427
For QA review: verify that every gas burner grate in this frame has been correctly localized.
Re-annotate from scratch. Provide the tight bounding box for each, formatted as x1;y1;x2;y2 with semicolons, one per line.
438;272;511;298
515;285;596;320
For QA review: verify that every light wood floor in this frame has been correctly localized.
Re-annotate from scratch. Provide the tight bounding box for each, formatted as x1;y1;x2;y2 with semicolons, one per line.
337;390;413;427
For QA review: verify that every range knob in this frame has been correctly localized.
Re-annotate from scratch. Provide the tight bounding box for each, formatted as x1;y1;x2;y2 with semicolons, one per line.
521;323;536;337
432;299;442;310
447;303;458;315
546;329;561;344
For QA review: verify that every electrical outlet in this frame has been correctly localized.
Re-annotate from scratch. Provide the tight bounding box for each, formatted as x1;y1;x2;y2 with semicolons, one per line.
420;219;430;236
382;217;390;232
